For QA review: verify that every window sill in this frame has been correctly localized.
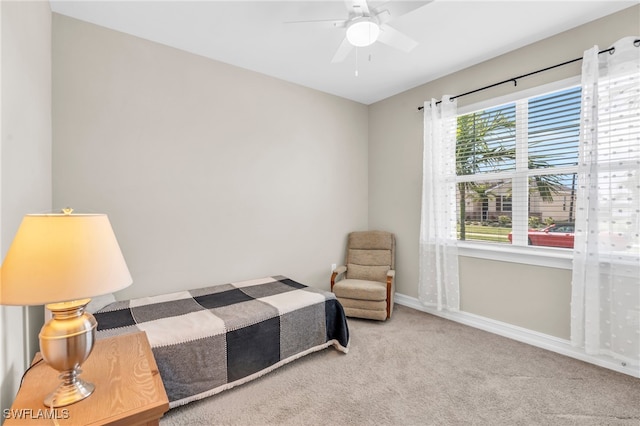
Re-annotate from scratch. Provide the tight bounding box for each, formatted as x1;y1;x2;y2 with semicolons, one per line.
457;241;573;269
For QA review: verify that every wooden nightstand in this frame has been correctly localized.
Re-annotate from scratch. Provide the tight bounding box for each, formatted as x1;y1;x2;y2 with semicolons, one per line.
5;331;169;425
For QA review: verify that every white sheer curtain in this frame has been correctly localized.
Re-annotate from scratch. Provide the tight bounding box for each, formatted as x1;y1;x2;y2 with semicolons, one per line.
419;97;460;311
571;36;640;375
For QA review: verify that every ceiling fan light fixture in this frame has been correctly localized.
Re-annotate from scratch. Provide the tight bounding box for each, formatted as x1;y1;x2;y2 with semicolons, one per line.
346;19;380;47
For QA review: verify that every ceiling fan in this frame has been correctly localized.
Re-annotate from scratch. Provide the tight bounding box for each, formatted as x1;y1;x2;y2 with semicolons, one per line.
289;0;431;63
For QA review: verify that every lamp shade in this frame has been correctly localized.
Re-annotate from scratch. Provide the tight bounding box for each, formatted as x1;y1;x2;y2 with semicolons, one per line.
0;213;132;305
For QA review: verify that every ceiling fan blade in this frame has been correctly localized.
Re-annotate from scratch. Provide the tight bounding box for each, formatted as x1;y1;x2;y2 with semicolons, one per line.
377;23;418;52
374;0;432;24
285;18;347;28
331;37;354;63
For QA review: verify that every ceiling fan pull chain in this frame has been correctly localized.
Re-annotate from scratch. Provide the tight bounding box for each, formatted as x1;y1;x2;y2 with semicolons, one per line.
355;47;359;77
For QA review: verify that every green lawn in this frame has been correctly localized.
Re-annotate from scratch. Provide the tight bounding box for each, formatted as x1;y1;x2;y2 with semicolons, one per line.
457;224;512;243
460;224;511;235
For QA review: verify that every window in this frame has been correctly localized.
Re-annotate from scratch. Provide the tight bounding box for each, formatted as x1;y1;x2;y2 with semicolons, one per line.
496;195;512;212
455;85;580;249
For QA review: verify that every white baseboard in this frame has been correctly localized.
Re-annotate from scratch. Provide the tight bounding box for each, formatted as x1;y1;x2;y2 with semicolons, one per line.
395;293;640;379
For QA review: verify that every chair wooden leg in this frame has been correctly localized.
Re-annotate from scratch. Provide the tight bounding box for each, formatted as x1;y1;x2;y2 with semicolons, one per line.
386;277;392;319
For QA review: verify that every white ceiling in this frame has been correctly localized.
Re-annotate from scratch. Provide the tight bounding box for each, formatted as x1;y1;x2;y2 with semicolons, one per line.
49;0;637;105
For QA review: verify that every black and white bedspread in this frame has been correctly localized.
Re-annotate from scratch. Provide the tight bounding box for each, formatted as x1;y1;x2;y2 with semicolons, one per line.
94;275;349;408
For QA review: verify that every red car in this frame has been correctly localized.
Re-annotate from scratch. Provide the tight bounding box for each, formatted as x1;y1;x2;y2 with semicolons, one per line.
508;223;575;248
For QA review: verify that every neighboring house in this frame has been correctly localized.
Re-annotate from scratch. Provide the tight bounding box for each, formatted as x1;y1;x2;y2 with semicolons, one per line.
462;180;576;224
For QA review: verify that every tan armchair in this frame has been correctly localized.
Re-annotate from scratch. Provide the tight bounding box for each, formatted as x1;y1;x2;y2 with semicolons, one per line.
331;231;395;321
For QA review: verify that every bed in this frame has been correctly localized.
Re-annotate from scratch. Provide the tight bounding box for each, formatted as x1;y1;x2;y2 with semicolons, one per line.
93;275;350;408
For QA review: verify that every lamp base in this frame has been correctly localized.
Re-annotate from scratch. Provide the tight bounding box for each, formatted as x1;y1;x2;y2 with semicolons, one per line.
40;299;97;408
44;368;95;407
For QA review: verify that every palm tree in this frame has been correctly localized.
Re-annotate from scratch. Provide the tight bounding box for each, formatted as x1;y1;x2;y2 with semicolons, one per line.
528;156;566;202
468;183;495;223
456;110;514;239
456;109;568;240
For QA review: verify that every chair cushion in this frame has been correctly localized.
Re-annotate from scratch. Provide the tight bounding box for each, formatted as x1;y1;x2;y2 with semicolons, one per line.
341;306;387;321
338;297;386;311
348;249;391;267
348;231;394;250
333;279;386;301
346;264;389;283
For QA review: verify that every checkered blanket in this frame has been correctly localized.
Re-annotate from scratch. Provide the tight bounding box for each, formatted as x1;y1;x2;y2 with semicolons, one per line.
94;275;350;408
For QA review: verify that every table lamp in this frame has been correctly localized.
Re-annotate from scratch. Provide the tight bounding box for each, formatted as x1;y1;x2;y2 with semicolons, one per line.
0;209;132;407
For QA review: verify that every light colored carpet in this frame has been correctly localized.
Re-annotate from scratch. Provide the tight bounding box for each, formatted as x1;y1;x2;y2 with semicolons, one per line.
160;304;640;425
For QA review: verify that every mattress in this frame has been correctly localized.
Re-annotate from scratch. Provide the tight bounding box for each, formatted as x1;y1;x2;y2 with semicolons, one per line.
94;275;350;408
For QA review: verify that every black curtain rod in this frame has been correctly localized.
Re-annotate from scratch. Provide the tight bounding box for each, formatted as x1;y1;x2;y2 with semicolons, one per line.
417;38;640;111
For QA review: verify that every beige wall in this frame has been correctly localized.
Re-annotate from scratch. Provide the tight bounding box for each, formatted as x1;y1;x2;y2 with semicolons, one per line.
52;14;369;300
459;257;572;338
368;5;639;339
0;0;52;416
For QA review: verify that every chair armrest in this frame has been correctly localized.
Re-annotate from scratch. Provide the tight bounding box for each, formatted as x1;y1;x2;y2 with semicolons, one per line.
386;269;395;289
385;269;396;320
331;265;347;291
